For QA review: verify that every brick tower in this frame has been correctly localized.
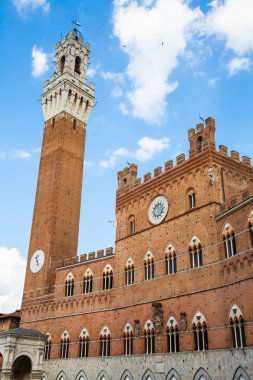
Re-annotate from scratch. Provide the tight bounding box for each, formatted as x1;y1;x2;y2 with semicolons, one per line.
22;29;95;300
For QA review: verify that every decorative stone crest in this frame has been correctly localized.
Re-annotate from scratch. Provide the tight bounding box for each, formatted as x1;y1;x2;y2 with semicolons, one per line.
179;312;187;331
152;302;163;334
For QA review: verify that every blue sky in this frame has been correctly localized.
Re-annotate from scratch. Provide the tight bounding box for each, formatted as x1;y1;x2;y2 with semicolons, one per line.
0;0;253;312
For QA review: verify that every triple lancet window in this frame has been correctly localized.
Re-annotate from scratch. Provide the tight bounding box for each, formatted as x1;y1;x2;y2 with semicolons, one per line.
144;320;155;354
165;244;177;275
60;331;70;359
192;313;208;351
43;333;52;360
144;251;154;280
125;258;134;285
100;327;111;357
124;323;133;355
229;305;246;349
83;269;93;294
103;264;113;290
189;237;203;268
223;223;237;258
167;317;179;353
65;273;74;297
79;328;89;358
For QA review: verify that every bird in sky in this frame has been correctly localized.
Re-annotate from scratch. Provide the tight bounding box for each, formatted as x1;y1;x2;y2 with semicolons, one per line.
199;113;205;123
108;220;117;228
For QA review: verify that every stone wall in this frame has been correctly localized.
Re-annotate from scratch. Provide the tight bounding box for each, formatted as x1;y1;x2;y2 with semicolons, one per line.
42;348;253;380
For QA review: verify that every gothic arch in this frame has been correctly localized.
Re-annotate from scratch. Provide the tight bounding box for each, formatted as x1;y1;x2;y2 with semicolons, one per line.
165;368;182;380
142;369;156;380
120;369;134;380
56;371;67;380
42;373;48;380
96;370;110;380
233;366;251;380
193;367;212;380
75;370;88;380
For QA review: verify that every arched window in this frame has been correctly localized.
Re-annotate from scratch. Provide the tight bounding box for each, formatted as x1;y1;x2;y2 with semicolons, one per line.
144;320;155;354
248;210;253;246
166;317;179;353
100;327;111;357
129;216;135;234
165;244;177;275
187;188;196;209
83;269;93;294
60;55;65;73
79;328;89;358
223;223;237;258
189;237;203;268
65;273;74;297
75;56;81;74
192;313;208;351
60;331;70;359
43;333;52;360
123;323;133;355
197;135;203;152
229;305;246;348
144;251;154;280
125;258;134;285
103;265;113;290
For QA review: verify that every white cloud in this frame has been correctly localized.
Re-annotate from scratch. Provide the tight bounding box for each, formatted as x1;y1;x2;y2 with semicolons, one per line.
101;71;125;82
9;147;40;160
208;77;219;85
99;136;170;169
84;160;94;168
111;86;123;98
12;150;31;159
31;45;49;78
194;71;205;78
99;156;117;169
119;102;129;115
0;151;6;159
32;147;41;154
227;57;251;76
113;0;201;124
0;247;26;313
87;64;100;78
13;0;50;15
207;0;253;56
134;136;170;161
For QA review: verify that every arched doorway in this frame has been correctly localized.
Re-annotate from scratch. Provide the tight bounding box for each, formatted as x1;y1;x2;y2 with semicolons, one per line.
11;355;32;379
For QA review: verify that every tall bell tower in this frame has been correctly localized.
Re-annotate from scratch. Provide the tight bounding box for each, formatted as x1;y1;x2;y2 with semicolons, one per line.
22;29;95;301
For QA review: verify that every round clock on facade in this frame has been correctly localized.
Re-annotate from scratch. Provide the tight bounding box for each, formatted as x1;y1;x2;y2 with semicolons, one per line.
148;195;169;225
30;249;45;274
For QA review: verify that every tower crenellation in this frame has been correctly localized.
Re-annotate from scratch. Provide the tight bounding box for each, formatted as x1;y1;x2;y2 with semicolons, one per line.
41;29;95;123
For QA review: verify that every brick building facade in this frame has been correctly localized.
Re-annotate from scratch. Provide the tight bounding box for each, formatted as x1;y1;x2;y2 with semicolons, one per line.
0;29;253;380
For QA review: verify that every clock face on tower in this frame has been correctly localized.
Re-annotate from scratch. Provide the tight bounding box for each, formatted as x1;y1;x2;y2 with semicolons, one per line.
148;195;169;225
30;249;45;274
